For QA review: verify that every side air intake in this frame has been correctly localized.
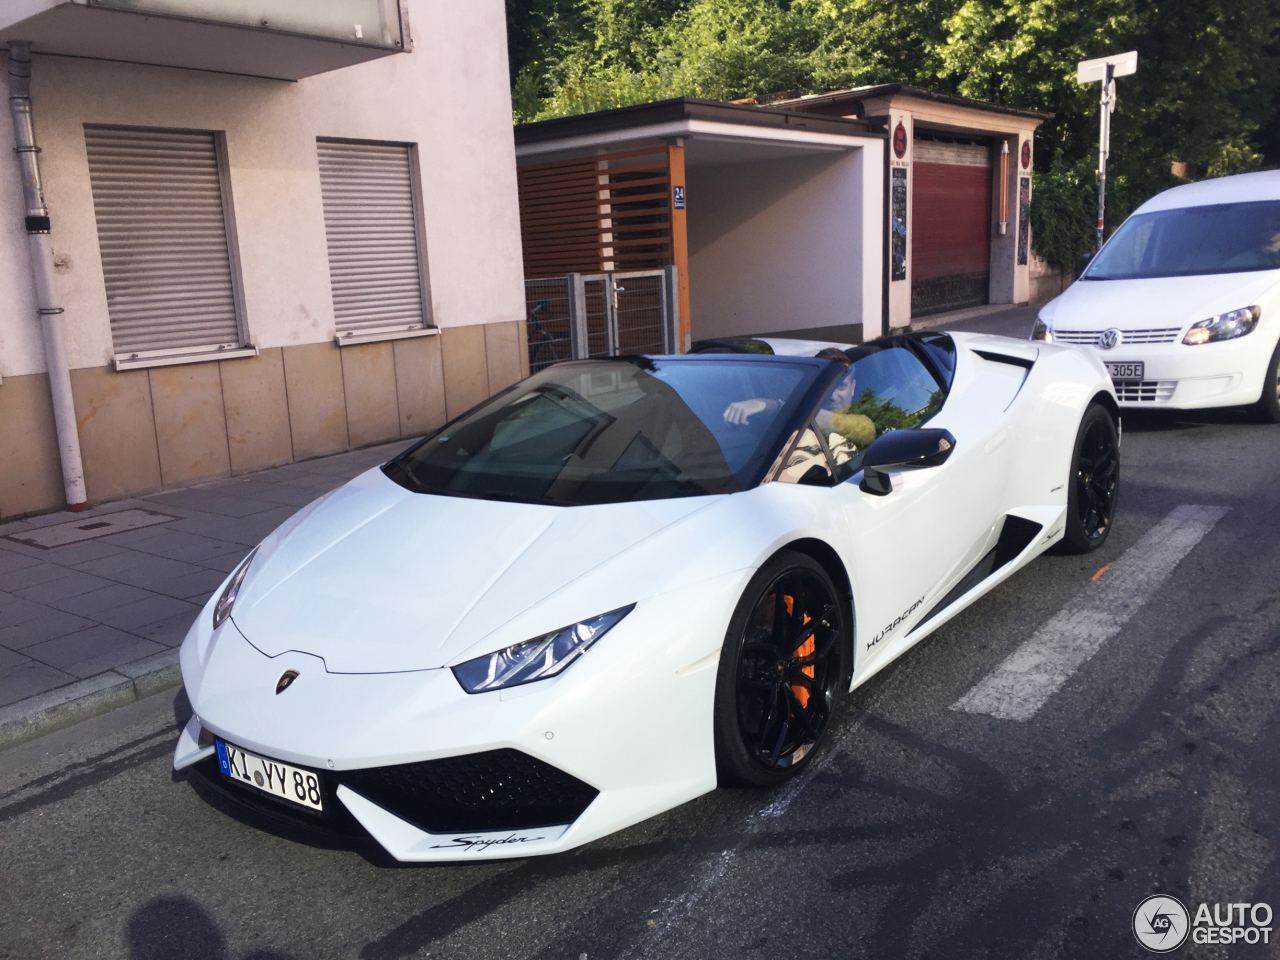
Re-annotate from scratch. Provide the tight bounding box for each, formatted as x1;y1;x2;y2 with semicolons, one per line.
911;515;1043;632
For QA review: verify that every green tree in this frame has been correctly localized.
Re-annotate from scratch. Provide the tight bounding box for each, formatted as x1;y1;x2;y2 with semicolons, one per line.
509;0;1280;242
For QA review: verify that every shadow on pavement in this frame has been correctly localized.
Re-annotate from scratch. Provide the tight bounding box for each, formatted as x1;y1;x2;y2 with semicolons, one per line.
1122;406;1268;432
128;895;293;960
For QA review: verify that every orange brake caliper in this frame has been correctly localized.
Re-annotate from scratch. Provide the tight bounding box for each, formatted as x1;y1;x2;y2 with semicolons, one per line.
783;595;816;709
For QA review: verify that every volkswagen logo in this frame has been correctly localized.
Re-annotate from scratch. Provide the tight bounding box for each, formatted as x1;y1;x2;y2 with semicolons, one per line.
1097;328;1122;350
275;670;299;694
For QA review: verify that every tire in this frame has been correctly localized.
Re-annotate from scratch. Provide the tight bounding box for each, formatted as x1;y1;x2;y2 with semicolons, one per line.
1252;338;1280;424
1060;403;1120;554
713;550;850;788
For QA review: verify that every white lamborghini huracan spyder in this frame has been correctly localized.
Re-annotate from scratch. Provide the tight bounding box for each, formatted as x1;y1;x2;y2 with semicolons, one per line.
174;331;1120;861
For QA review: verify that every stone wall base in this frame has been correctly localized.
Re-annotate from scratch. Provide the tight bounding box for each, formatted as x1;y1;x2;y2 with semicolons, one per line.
0;321;526;519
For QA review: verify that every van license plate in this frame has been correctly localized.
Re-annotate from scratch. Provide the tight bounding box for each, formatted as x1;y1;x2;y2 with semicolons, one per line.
1107;361;1144;381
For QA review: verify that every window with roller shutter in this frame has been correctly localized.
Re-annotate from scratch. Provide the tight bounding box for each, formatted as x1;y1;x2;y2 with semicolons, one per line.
316;139;431;344
84;126;251;369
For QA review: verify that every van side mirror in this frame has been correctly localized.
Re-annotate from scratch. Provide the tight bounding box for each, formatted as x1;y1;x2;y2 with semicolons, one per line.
859;429;956;496
1077;251;1095;278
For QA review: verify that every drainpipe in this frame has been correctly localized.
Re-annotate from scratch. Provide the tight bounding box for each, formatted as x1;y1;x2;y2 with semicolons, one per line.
7;42;87;511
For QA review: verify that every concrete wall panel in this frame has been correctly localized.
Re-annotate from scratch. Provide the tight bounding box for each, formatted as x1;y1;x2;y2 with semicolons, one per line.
69;366;162;503
341;342;400;448
0;374;66;518
484;320;523;394
220;349;292;474
392;335;446;438
149;364;232;486
687;150;871;342
441;325;489;420
282;342;348;459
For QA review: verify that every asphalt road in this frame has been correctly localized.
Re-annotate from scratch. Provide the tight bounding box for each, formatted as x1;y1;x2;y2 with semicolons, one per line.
3;313;1279;960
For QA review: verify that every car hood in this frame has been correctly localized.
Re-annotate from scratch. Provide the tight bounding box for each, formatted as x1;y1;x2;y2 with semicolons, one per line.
1041;271;1280;331
229;468;719;674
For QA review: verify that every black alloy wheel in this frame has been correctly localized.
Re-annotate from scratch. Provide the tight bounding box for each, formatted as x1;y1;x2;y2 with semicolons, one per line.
714;551;849;787
1061;403;1120;554
1254;338;1280;423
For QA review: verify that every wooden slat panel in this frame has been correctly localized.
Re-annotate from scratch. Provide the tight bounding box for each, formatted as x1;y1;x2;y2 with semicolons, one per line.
518;147;675;278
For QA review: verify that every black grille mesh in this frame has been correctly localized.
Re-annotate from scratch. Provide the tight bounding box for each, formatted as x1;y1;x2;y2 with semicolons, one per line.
339;748;599;834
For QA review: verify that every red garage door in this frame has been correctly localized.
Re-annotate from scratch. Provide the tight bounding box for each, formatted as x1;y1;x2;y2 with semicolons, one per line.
911;138;992;317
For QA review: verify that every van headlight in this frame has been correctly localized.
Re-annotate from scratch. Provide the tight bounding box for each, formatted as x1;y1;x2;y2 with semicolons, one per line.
453;604;635;693
1031;319;1054;342
1183;306;1260;345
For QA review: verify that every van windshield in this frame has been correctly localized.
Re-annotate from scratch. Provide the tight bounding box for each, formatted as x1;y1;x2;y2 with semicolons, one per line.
383;357;820;506
1084;200;1280;280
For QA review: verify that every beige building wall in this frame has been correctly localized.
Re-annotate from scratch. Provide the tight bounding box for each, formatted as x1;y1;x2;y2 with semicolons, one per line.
0;0;529;520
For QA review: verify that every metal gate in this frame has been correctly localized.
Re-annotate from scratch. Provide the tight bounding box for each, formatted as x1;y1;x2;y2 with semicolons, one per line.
525;266;679;374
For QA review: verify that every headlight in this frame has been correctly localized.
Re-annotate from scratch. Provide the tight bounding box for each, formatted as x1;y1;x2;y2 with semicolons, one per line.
453;604;635;694
1031;319;1054;342
1183;306;1260;345
213;548;257;630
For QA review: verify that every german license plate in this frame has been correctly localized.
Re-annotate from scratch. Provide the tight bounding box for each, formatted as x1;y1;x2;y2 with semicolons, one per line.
1106;361;1144;381
215;739;323;812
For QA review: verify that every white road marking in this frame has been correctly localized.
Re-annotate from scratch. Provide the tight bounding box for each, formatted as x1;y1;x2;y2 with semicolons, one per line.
951;504;1230;721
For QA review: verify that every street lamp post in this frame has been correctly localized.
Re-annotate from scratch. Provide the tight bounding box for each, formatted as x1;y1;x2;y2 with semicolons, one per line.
1077;51;1138;251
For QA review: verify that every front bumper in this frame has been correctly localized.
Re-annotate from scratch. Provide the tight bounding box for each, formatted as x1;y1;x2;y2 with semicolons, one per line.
174;571;747;861
1053;333;1276;409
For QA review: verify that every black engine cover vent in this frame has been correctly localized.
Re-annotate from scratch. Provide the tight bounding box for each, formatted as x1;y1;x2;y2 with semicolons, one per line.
339;748;599;834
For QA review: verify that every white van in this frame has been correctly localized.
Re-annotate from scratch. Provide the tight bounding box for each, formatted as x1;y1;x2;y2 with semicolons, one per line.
1033;169;1280;421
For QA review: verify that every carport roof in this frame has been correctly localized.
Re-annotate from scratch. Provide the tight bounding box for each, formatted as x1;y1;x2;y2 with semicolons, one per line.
771;84;1053;122
514;97;880;146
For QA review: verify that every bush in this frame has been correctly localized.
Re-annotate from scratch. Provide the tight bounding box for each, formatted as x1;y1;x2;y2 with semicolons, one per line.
1029;154;1099;273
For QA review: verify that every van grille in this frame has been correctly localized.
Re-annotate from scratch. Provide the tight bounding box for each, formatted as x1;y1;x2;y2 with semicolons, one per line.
1054;327;1181;345
1114;380;1177;402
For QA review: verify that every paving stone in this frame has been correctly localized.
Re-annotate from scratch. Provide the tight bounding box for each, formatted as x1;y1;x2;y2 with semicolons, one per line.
124;531;248;565
0;549;42;575
150;568;230;603
46;583;153;617
24;626;164;679
0;519;37;538
145;489;280;518
14;570;116;605
0;647;29;670
0;598;54;630
162;515;262;545
97;524;176;548
95;594;198;631
37;540;128;566
75;551;206;584
200;553;245;575
0;610;96;650
0;660;77;709
132;611;198;647
0;562;75;592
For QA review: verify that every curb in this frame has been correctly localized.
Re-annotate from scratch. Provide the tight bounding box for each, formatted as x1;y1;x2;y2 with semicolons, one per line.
0;649;182;753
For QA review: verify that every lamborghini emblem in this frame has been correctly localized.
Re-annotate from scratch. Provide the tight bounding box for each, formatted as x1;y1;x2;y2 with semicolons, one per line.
275;670;299;695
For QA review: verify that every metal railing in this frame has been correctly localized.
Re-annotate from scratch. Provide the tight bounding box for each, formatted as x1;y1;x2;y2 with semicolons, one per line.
524;266;679;374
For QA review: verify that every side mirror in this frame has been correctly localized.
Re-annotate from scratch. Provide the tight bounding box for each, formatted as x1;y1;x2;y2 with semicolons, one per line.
1077;251;1095;278
859;428;956;496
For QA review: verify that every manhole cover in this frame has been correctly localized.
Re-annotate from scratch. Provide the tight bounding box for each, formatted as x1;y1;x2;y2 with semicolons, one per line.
5;509;178;548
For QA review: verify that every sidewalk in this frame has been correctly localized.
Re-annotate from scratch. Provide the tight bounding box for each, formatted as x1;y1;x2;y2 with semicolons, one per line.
0;440;407;750
912;302;1040;338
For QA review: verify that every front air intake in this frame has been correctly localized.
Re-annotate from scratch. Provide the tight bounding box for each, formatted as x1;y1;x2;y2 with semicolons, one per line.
339;749;599;834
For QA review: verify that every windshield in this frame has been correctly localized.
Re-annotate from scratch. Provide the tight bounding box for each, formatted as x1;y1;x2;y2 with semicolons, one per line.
1085;200;1280;280
384;357;821;506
